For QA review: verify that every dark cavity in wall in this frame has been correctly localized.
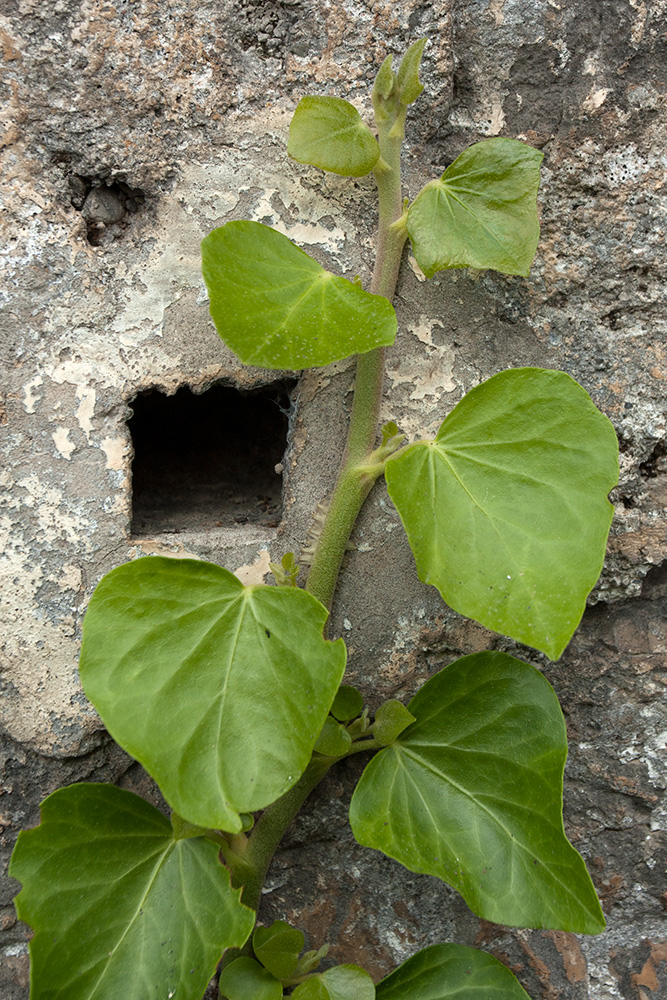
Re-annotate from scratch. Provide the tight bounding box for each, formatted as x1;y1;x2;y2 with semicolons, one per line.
68;173;145;245
128;381;296;537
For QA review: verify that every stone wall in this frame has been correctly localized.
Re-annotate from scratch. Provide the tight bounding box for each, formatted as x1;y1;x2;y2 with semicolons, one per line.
1;1;665;997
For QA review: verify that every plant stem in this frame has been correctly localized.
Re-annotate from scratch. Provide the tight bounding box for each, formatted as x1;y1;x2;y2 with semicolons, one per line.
225;733;382;916
227;755;337;912
221;107;411;967
305;105;409;611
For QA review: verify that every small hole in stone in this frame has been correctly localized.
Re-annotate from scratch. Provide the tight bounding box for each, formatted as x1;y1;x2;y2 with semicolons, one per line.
66;174;146;245
128;381;296;537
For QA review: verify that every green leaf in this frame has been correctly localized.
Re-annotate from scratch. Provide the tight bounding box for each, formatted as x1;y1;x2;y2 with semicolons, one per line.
288;96;380;176
380;421;403;448
372;700;416;746
202;222;397;370
331;684;364;722
80;557;346;831
296;944;330;976
253;920;305;979
293;981;328;1000
9;784;254;1000
293;965;375;1000
407;138;544;277
270;552;300;587
220;958;283;1000
384;368;618;659
376;943;531;1000
349;651;606;933
372;54;397;104
396;39;427;106
315;717;353;756
171;811;210;841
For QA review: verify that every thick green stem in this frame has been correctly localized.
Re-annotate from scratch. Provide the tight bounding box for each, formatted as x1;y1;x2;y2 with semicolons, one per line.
221;107;410;967
305;105;409;610
227;755;337;913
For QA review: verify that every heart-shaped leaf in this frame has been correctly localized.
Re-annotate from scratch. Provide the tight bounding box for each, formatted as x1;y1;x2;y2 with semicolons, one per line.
10;784;254;1000
292;964;375;1000
350;651;606;933
385;368;618;659
407;138;543;277
372;700;416;746
220;958;283;1000
80;557;346;831
202;222;397;369
288;96;380;176
253;920;305;979
376;943;531;1000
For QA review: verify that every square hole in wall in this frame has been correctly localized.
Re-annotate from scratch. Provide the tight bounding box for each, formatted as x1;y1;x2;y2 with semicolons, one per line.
128;381;296;537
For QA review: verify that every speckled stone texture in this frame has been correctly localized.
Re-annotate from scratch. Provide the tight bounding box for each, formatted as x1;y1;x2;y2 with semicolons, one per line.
1;1;665;997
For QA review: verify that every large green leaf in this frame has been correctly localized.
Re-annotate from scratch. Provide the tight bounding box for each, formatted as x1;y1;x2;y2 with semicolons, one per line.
10;784;254;1000
288;96;380;176
407;138;543;277
202;222;397;369
80;557;346;831
349;652;606;933
292;965;375;1000
384;368;618;659
377;943;531;1000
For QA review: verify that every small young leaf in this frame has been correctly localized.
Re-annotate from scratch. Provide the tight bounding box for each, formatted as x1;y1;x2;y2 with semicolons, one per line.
396;38;427;106
346;707;370;740
376;943;531;1000
407;138;543;277
331;684;364;722
80;557;346;831
270;552;300;587
372;54;397;104
385;368;618;659
253;920;305;979
10;784;255;1000
374;421;406;462
315;716;353;756
293;964;375;1000
350;651;606;933
202;222;397;369
372;700;416;746
220;957;283;1000
380;421;400;446
296;944;330;976
288;96;380;176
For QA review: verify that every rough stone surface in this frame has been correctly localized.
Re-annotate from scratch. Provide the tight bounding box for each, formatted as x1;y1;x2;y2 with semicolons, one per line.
1;1;665;998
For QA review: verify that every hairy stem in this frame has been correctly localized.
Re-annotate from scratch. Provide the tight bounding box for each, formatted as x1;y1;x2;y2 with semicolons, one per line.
305;106;408;611
220;108;411;973
227;755;337;912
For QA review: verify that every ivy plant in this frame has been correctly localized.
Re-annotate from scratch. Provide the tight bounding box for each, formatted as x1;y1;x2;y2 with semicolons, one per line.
10;40;618;1000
